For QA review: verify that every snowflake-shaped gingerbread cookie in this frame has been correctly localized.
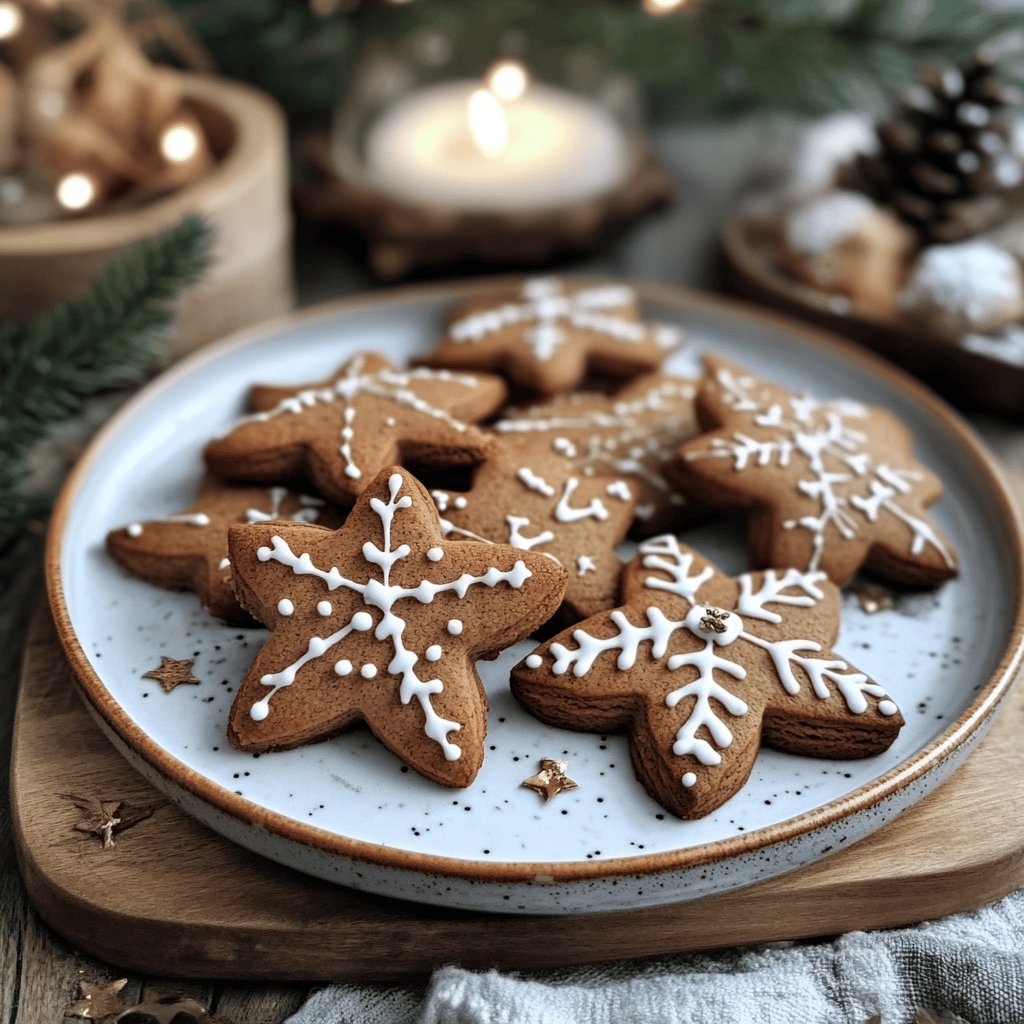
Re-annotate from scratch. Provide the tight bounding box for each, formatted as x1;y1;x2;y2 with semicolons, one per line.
422;277;683;396
432;434;635;624
228;467;567;787
493;372;701;536
675;357;957;587
205;353;506;506
107;480;341;625
512;535;903;818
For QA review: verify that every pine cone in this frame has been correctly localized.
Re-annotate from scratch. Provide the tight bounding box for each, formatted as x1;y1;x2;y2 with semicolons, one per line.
856;51;1024;243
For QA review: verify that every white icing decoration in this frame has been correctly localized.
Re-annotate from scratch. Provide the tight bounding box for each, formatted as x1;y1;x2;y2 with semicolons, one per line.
231;356;483;483
126;512;210;537
525;653;543;669
427;547;444;562
606;480;632;502
576;555;596;576
245;487;324;525
516;467;556;497
249;474;531;758
317;600;332;616
554;477;608;523
361;664;378;679
218;557;231;571
685;367;954;573
334;659;352;676
541;535;898;788
506;515;555;551
277;599;294;616
425;645;442;662
447;279;665;361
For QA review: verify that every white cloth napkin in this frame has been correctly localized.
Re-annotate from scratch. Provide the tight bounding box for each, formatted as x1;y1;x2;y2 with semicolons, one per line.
286;886;1024;1024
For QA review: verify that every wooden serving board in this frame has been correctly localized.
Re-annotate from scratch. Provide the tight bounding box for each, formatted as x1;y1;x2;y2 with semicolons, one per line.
12;607;1024;982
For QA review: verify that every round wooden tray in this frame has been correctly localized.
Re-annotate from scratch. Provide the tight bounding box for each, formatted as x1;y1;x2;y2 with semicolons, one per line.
0;74;294;358
46;281;1024;915
721;197;1024;419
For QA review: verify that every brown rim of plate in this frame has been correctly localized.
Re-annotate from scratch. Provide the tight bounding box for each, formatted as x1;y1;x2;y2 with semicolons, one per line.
46;279;1024;886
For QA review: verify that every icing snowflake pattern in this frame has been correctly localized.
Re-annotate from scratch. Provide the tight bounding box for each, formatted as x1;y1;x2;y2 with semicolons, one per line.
495;375;698;532
513;535;902;818
680;360;956;584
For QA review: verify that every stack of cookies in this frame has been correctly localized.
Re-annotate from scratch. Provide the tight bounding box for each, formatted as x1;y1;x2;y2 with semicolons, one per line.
107;276;959;819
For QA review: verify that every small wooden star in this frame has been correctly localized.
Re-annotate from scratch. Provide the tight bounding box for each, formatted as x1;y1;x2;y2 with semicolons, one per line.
64;794;160;849
143;656;200;693
521;758;579;801
67;977;129;1020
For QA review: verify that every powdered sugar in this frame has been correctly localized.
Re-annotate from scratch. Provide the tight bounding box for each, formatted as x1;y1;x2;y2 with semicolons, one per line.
785;190;876;255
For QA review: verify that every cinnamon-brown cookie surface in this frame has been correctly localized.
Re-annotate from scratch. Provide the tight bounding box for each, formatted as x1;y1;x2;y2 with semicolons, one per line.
421;277;682;396
227;467;567;788
493;372;701;537
106;480;342;625
512;536;903;818
674;357;957;587
432;434;635;626
204;352;506;506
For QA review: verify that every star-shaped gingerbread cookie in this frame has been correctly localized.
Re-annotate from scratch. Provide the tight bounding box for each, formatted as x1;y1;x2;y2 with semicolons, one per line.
204;352;507;506
227;467;567;787
107;479;342;625
421;277;683;396
431;434;635;625
494;372;701;537
513;535;903;818
674;357;957;587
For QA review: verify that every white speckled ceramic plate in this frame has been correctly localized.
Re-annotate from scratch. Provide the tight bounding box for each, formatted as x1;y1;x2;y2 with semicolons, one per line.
48;282;1024;915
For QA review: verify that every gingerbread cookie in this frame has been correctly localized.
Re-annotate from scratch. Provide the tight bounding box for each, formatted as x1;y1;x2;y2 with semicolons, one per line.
421;277;683;396
512;535;903;818
227;467;567;787
107;480;342;625
204;353;506;506
432;434;635;625
493;372;701;537
674;357;957;587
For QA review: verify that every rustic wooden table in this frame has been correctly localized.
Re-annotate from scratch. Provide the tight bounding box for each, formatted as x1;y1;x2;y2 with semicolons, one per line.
3;118;1022;1023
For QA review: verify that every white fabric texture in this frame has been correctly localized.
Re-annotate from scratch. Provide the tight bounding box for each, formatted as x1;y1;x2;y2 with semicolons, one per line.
285;887;1024;1024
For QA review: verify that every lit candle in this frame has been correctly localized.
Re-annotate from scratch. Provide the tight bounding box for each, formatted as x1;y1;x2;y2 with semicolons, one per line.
363;75;632;212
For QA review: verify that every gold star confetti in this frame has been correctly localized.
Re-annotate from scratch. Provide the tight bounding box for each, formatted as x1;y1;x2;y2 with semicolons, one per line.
67;977;129;1020
143;656;200;693
521;758;579;802
64;794;161;849
855;585;896;615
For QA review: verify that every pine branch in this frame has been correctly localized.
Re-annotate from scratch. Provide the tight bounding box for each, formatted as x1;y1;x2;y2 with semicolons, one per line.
0;215;212;547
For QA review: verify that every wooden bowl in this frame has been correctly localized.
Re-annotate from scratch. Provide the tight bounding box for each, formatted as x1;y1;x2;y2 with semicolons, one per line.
721;196;1024;419
0;74;294;359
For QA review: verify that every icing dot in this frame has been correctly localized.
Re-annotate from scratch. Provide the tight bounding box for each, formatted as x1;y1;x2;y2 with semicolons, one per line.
344;465;361;479
425;644;442;662
877;700;899;717
361;664;378;678
127;523;143;537
352;611;373;631
218;557;231;571
427;547;444;562
682;772;697;788
447;619;463;636
257;546;272;561
525;654;543;669
453;496;468;509
317;600;332;616
277;599;294;616
250;700;270;722
334;660;352;676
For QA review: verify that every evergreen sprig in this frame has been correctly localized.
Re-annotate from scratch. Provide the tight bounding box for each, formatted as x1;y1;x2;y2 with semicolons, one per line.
0;215;212;547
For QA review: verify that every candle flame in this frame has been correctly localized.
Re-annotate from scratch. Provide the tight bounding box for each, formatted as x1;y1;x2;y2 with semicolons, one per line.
643;0;686;12
56;172;97;212
161;122;200;164
0;2;24;40
487;60;528;103
468;88;508;157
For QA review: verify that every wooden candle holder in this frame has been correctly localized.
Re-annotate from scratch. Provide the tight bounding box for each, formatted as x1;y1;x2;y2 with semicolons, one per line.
296;130;674;280
0;74;294;359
